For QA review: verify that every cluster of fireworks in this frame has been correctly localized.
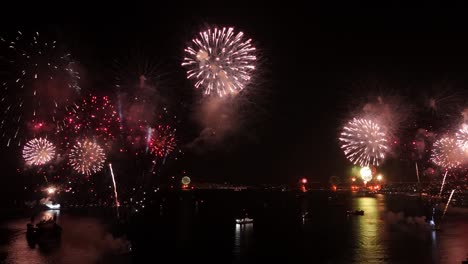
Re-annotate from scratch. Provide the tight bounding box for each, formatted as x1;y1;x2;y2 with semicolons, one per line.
341;121;468;169
339;97;468;186
2;27;260;191
21;136;107;175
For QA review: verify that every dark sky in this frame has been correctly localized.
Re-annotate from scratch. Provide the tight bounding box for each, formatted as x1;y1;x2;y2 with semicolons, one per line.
1;5;468;191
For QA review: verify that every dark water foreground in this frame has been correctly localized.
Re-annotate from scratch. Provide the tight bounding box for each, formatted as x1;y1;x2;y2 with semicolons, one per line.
1;191;467;263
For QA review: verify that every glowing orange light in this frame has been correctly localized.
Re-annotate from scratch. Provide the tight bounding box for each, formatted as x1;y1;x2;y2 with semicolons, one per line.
46;187;56;194
301;178;308;184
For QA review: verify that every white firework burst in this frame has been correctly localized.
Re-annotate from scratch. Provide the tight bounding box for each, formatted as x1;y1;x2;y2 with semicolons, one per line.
339;118;389;167
22;138;56;166
182;27;256;97
69;139;106;175
431;136;464;169
456;124;468;152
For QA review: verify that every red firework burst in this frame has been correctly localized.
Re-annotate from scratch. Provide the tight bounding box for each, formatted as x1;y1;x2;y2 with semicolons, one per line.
149;125;177;157
61;95;121;146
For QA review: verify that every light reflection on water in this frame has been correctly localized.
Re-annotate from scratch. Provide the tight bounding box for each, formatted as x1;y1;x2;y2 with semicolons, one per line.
1;194;467;263
352;195;387;263
349;195;468;263
233;222;253;258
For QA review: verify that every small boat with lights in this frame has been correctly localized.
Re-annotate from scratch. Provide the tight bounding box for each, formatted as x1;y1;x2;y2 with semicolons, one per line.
44;201;61;210
236;217;254;224
346;210;364;216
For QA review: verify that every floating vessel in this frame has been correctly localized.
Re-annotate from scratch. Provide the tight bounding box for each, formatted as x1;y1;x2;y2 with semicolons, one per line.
27;218;62;245
236;217;254;224
346;210;364;216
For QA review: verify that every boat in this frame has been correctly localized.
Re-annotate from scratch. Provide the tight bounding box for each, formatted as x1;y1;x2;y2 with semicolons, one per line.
236;217;254;224
428;208;441;231
44;201;61;210
26;218;62;245
346;210;364;216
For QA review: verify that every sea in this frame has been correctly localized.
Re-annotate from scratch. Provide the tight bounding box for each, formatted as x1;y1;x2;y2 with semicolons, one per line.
0;191;467;263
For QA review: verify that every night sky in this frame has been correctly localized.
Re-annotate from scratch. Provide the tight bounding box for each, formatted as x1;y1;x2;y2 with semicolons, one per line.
1;5;468;194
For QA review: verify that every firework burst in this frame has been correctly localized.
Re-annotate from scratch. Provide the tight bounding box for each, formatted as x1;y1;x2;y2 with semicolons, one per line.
456;124;468;153
431;136;465;169
149;124;177;158
69;139;106;175
121;105;179;155
0;31;80;147
61;95;120;147
22;138;56;166
182;27;256;97
339;118;389;167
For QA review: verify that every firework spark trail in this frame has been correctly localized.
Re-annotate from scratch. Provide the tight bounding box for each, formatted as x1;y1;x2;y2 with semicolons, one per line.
439;170;448;197
22;138;55;166
69;139;106;175
0;31;80;146
415;162;420;183
145;127;152;153
431;136;464;169
182;27;257;97
442;189;456;220
339;118;388;167
117;95;124;127
108;163;120;208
